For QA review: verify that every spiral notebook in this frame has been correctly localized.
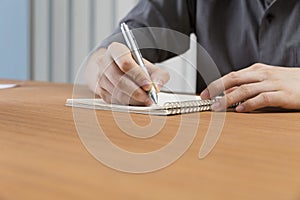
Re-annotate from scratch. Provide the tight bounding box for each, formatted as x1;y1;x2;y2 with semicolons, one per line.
66;92;221;116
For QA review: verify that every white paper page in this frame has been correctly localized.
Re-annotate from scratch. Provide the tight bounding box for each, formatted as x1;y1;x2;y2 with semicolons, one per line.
66;92;201;112
157;92;201;105
0;84;18;90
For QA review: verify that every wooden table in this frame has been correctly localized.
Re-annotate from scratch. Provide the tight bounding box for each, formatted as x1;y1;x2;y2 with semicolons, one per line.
0;80;300;200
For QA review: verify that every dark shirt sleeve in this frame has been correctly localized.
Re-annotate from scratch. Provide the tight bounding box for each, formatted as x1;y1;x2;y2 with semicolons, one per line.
99;0;196;63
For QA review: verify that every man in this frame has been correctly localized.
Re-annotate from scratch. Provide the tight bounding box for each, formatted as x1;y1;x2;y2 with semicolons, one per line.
86;0;300;112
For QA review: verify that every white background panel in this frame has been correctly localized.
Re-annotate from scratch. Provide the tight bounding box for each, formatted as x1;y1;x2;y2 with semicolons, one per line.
33;0;50;81
31;0;196;92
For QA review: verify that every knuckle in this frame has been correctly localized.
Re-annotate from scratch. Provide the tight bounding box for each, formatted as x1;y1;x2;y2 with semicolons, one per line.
132;89;147;102
114;91;131;105
262;69;273;77
116;77;139;96
100;90;111;104
228;71;239;80
239;85;251;96
107;69;122;85
112;90;123;101
100;79;113;93
98;74;106;85
226;72;241;85
226;94;235;105
99;90;104;99
118;58;133;72
94;84;102;97
116;75;128;88
99;74;111;89
260;93;271;105
257;74;266;82
130;68;147;85
251;63;262;70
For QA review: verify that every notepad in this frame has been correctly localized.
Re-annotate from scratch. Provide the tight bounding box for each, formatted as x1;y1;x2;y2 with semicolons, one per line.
66;92;220;116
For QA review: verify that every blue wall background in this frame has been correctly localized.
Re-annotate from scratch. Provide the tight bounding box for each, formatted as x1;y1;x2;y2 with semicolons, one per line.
0;0;29;80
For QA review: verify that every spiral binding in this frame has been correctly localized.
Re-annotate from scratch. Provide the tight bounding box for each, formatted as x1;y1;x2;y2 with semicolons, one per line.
163;99;216;115
163;99;241;115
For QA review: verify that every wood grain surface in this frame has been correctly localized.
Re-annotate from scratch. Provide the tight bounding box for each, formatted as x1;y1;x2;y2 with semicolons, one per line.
0;80;300;200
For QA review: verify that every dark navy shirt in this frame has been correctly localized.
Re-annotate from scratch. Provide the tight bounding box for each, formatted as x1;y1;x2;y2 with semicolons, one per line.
101;0;300;92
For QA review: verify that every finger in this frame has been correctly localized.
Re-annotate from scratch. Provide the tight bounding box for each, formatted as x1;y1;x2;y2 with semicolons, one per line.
211;82;274;111
107;42;152;90
145;63;170;92
98;74;115;96
201;68;266;99
235;91;284;112
97;49;116;75
224;87;238;95
126;67;153;91
99;88;114;104
111;88;152;106
115;74;152;105
94;82;102;97
100;85;150;106
87;49;113;94
103;59;150;104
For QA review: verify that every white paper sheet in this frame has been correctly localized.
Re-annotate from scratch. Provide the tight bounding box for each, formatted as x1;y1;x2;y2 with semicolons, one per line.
0;84;18;90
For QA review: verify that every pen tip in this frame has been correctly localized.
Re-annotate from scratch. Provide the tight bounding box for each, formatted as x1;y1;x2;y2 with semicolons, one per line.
153;96;158;104
149;87;158;104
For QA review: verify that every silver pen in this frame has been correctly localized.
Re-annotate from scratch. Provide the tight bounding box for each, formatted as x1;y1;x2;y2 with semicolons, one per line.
120;23;158;104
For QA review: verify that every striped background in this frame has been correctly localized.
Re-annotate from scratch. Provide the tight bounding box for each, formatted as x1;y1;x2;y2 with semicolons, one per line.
31;0;196;93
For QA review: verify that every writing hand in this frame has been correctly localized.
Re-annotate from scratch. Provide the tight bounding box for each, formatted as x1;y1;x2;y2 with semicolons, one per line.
86;42;170;106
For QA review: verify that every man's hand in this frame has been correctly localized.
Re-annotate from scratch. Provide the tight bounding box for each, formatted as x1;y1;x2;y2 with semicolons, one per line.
200;63;300;112
85;42;170;106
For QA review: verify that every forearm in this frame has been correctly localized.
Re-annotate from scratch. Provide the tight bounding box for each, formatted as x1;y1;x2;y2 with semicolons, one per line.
97;0;195;63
